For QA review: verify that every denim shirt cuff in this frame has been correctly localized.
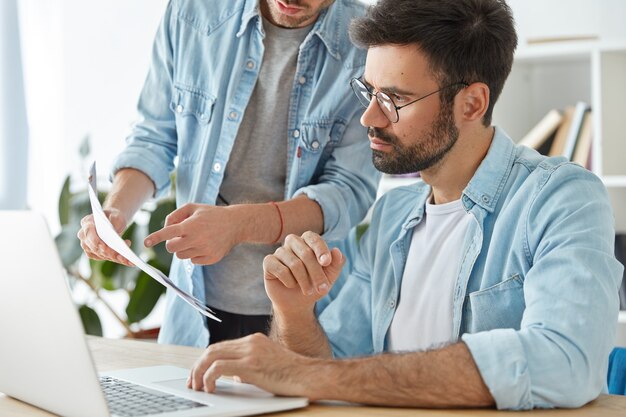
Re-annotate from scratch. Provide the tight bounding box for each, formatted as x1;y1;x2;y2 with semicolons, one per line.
111;150;172;199
462;329;533;410
293;185;345;241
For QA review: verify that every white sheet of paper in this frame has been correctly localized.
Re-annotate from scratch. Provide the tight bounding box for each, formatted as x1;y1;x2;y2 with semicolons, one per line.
87;162;220;322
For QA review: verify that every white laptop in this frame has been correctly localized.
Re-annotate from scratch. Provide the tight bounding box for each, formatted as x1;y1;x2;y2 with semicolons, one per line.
0;211;308;417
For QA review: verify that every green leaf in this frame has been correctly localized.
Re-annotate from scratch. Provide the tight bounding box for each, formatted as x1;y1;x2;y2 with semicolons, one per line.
148;199;176;233
125;259;166;324
78;304;103;336
55;224;83;268
68;190;107;224
58;176;72;226
356;223;369;243
91;259;138;291
121;222;138;251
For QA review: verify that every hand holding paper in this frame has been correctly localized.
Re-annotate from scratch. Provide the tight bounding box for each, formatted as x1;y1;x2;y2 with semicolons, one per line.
87;162;220;322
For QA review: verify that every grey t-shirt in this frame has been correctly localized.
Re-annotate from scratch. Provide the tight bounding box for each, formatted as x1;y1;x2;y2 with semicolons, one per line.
203;18;313;315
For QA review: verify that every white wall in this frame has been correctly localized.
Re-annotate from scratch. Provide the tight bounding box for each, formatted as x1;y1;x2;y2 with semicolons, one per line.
508;0;626;46
0;0;29;210
20;0;167;233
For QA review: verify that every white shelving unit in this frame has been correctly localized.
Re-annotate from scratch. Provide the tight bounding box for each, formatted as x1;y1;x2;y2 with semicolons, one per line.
493;40;626;233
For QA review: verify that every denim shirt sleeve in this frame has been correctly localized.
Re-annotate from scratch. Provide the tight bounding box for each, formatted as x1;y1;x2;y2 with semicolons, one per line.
462;163;623;410
295;113;381;241
110;2;177;198
319;221;376;357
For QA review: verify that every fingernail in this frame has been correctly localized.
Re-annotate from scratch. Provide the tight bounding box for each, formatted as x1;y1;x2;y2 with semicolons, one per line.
145;239;152;247
306;288;315;296
320;254;330;264
317;283;329;293
233;376;242;383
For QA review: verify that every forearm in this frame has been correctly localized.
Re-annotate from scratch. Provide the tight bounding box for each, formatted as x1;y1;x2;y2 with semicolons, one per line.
104;168;156;224
269;309;333;359
235;195;323;244
309;343;494;407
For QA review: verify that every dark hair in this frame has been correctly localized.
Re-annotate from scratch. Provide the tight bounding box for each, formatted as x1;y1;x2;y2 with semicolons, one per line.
349;0;517;126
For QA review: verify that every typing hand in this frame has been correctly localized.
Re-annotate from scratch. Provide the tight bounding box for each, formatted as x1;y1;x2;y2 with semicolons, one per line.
263;231;344;315
188;333;311;397
77;209;133;267
144;203;240;265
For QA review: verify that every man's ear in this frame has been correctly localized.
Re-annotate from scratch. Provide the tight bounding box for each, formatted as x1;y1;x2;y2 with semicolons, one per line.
458;82;490;122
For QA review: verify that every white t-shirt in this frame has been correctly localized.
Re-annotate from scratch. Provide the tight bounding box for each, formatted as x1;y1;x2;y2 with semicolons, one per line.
387;198;473;352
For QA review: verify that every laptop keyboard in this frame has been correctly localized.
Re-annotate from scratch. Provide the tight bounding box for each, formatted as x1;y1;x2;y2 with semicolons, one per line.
100;376;208;416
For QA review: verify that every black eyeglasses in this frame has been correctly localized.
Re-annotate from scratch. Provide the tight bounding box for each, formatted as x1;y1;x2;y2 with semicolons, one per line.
350;78;468;123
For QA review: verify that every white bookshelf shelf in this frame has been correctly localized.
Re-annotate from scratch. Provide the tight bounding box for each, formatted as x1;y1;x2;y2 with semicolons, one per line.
602;176;626;188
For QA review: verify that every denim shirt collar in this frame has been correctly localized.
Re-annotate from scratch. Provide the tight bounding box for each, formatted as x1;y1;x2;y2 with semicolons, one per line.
402;126;515;229
463;126;516;213
238;0;343;59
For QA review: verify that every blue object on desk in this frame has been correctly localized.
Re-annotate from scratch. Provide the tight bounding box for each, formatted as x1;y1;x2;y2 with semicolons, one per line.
608;347;626;395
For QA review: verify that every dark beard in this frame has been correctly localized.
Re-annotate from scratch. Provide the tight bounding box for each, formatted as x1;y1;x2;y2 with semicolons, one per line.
370;102;459;174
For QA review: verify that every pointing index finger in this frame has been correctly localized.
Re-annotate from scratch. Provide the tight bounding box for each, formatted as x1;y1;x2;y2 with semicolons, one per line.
144;224;183;247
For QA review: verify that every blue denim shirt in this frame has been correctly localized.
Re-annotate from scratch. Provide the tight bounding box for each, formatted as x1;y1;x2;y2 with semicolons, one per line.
111;0;379;347
319;127;623;410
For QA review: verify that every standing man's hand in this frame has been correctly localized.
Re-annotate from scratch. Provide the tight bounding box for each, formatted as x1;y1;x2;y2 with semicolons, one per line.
77;209;134;267
263;231;344;316
144;203;243;265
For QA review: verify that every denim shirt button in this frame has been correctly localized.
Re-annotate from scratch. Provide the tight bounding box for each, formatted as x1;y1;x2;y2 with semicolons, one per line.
213;162;222;172
246;60;255;69
293;129;300;138
229;111;238;120
389;299;396;309
186;262;192;273
482;195;490;204
311;140;320;150
176;104;184;113
298;76;306;85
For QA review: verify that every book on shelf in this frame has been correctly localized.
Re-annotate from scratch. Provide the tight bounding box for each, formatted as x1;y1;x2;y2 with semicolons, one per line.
562;101;591;160
518;109;563;152
548;106;575;157
572;110;593;168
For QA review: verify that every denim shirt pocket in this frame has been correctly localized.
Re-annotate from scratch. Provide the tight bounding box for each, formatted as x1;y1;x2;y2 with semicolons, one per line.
464;273;526;333
299;122;332;152
296;120;345;181
170;84;216;164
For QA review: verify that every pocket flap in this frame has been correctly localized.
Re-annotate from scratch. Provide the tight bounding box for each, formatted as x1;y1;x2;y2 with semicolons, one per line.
170;85;216;125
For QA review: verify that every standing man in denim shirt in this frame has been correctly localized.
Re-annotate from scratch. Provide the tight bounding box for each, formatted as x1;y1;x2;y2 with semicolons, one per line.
187;0;624;410
77;0;379;347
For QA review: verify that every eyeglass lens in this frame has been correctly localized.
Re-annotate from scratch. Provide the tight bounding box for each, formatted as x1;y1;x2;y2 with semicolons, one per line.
351;79;398;122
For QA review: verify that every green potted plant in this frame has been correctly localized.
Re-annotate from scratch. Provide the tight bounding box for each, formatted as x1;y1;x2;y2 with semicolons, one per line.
54;136;175;338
